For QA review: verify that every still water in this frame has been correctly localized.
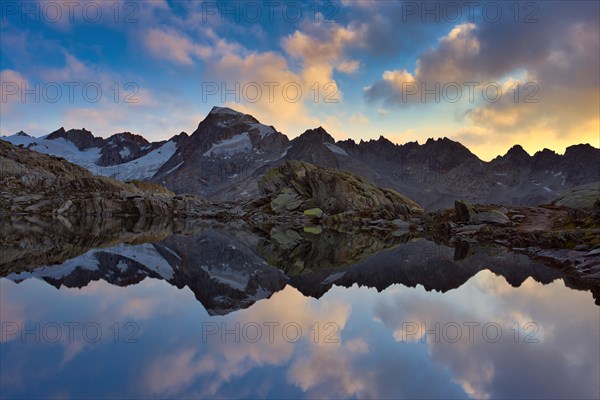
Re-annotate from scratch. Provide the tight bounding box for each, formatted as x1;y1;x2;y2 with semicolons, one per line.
1;217;599;399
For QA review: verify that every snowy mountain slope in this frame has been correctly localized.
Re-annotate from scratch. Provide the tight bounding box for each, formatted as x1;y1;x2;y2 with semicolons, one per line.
6;242;174;284
2;131;180;181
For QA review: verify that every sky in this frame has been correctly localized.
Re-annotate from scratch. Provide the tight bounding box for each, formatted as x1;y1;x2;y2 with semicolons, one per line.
1;0;598;161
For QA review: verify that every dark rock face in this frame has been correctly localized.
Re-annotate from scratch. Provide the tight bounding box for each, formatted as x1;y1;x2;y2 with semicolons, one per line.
96;132;162;166
162;228;289;315
154;106;290;198
454;200;474;223
47;127;104;150
285;127;339;169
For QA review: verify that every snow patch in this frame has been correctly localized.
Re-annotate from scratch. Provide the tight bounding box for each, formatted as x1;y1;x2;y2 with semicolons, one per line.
279;146;291;159
165;161;184;175
7;252;100;282
211;106;242;116
3;133;38;147
203;133;252;157
119;147;131;158
161;245;182;261
201;265;249;291
322;271;346;285
116;260;129;272
249;123;274;138
247;286;270;301
29;138;101;171
325;142;349;156
102;243;174;280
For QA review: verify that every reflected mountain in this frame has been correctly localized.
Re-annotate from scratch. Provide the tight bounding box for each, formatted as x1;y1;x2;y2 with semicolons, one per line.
2;217;599;313
289;239;568;298
0;214;198;275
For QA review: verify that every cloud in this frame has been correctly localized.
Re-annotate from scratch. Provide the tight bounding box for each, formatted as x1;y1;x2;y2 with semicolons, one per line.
140;286;351;397
336;60;360;74
373;270;600;399
349;113;369;125
282;23;364;70
364;22;480;105
0;69;28;111
144;28;212;66
364;2;600;157
415;23;480;82
279;21;366;107
202;50;315;134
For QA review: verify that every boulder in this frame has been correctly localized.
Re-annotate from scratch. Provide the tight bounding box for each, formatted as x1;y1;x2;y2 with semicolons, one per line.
270;187;302;212
454;200;474;223
511;214;526;221
473;210;510;226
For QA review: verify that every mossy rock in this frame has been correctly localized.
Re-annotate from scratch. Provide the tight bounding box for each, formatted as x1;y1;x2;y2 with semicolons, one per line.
303;225;323;235
303;208;323;218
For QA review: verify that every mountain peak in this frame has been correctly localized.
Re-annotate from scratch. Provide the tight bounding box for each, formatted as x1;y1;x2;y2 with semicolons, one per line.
15;131;30;137
564;143;598;155
506;144;530;157
48;127;67;136
209;106;244;116
297;127;335;144
200;106;261;128
534;148;558;157
490;144;530;164
47;127;102;151
107;131;149;146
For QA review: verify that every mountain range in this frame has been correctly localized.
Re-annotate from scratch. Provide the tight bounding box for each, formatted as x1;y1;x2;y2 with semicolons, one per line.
3;106;599;209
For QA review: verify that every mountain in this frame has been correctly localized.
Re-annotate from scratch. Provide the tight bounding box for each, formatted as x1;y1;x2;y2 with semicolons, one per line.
284;126;340;168
46;127;104;150
2;127;186;181
0;140;215;218
152;106;289;199
3;106;599;209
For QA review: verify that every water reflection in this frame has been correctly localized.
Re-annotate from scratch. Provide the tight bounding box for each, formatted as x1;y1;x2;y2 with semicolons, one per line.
1;217;599;398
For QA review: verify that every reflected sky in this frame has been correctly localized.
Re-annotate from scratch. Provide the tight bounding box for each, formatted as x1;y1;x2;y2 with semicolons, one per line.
1;269;598;399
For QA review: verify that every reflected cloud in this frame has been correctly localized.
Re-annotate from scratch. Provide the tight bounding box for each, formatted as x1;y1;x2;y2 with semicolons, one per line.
373;271;600;399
